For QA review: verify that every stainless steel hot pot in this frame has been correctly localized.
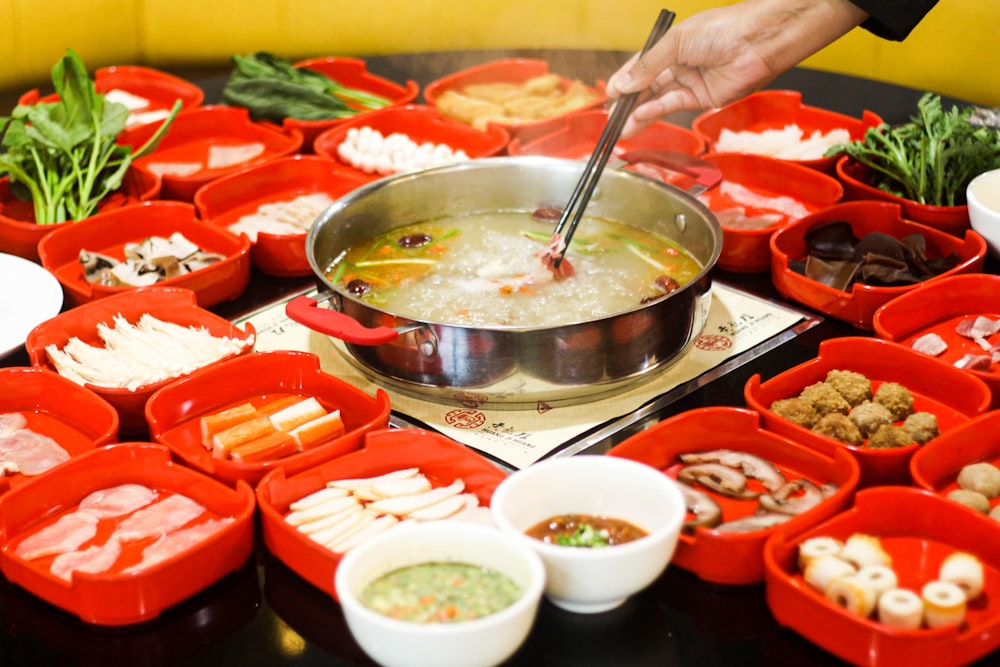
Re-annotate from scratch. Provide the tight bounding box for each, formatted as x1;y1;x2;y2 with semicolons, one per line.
287;155;722;408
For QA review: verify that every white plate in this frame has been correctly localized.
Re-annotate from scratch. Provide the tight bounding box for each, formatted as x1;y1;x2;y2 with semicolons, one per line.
0;253;63;360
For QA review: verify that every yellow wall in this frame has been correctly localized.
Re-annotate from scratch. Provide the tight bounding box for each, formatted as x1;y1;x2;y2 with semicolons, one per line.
1;1;997;108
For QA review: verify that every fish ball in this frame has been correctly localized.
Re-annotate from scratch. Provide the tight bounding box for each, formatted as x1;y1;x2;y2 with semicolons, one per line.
840;533;892;570
947;489;990;514
956;462;1000;499
798;536;844;571
921;580;967;628
826;575;878;617
939;552;985;600
877;588;924;630
854;564;899;599
804;554;856;593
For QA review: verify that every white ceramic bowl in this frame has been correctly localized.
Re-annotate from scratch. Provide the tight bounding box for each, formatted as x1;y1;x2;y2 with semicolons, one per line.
968;167;1000;258
489;455;685;614
334;521;545;667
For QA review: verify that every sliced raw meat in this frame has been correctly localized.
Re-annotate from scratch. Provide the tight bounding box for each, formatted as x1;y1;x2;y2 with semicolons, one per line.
207;143;265;169
123;517;235;574
14;511;100;561
0;430;71;475
78;484;159;519
956;316;1000;340
114;494;206;541
0;413;28;436
911;332;948;357
50;535;123;581
954;353;993;371
146;161;203;177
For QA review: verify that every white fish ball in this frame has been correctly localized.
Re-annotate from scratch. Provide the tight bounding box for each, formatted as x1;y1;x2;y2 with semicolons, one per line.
840;533;892;570
877;588;924;630
921;580;967;628
798;536;844;571
804;554;856;593
826;575;878;617
939;552;985;600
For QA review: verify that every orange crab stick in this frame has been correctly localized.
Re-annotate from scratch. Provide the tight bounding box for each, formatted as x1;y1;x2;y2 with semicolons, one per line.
213;416;276;459
230;430;297;463
290;410;346;451
200;402;257;449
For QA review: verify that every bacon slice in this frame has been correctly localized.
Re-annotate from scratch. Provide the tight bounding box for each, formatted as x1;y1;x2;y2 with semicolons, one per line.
114;494;206;541
123;517;235;574
14;511;100;561
50;535;123;581
78;484;158;519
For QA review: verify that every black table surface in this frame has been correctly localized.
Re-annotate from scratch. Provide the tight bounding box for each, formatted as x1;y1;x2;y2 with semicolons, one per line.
1;49;995;667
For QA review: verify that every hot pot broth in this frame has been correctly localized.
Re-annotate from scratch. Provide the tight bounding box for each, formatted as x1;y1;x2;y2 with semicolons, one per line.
327;211;702;327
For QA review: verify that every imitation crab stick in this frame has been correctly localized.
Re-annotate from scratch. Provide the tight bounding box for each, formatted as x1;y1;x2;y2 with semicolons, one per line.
256;394;306;417
290;410;345;450
200;402;257;448
212;416;275;459
268;396;327;433
229;430;297;463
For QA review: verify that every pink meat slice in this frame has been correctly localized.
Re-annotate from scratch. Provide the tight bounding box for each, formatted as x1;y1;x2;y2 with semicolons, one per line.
0;413;28;437
911;332;948;357
956;316;1000;340
14;511;100;561
954;353;993;371
124;517;235;574
50;534;123;581
78;484;159;519
0;430;71;475
114;494;206;542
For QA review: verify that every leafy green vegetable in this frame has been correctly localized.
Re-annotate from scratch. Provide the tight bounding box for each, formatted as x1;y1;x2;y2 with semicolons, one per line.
826;93;1000;207
554;524;610;548
221;52;391;123
0;48;180;224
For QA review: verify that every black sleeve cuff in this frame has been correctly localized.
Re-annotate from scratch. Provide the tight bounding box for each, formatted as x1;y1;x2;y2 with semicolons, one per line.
851;0;940;41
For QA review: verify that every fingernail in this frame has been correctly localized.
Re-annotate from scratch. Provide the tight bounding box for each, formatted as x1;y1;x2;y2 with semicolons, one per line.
610;71;631;93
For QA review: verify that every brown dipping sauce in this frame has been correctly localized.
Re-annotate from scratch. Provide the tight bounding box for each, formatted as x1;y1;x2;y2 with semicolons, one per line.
526;513;648;547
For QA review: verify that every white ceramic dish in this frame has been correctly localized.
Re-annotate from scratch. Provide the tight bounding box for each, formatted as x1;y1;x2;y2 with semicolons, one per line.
334;521;545;667
0;253;62;360
490;455;686;614
968;168;1000;259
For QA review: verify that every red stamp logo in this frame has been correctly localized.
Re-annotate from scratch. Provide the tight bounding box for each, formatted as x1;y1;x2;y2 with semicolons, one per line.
444;409;486;429
695;334;733;351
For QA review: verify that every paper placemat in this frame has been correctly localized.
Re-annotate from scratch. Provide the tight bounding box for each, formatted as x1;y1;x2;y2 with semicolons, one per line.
237;284;815;469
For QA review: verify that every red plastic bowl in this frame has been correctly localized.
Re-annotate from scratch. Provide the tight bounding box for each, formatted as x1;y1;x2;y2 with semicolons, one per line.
145;350;391;488
422;58;606;139
0;367;119;495
282;57;419;151
119;105;304;201
606;407;860;585
0;165;161;262
873;273;1000;407
37;200;251;308
836;155;971;237
763;486;1000;667
698;152;843;273
692;90;883;174
24;286;256;436
193;155;370;277
313;104;510;182
256;427;506;598
769;200;987;329
744;337;993;487
0;443;255;626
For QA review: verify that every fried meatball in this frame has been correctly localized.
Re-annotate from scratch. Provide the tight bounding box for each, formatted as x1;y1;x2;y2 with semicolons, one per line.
873;382;915;421
957;462;1000;499
948;489;990;514
825;369;872;408
902;411;940;445
866;423;915;449
989;504;1000;523
848;401;894;438
812;412;863;445
800;381;851;417
770;397;820;428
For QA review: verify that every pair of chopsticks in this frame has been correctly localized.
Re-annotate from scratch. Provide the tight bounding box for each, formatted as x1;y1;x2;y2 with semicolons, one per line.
551;8;676;268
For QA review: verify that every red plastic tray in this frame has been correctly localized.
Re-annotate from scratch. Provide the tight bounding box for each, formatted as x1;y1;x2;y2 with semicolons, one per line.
24;286;256;436
119;105;303;201
37;200;251;308
283;56;419;150
763;486;1000;667
0;443;255;626
836;156;970;237
312;104;510;182
769;200;987;330
606;407;860;585
145;350;391;488
910;410;1000;514
698;152;844;273
0;367;119;495
193;155;370;277
873;273;1000;406
422;58;607;138
256;427;506;599
744;337;992;487
0;165;161;262
691;90;883;174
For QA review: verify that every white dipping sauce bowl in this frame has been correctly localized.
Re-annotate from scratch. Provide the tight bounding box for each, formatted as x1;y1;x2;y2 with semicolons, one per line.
968;168;1000;258
490;455;686;614
334;521;545;667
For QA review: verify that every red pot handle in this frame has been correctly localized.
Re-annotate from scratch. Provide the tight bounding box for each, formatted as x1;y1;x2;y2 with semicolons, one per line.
285;294;400;345
617;149;722;196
